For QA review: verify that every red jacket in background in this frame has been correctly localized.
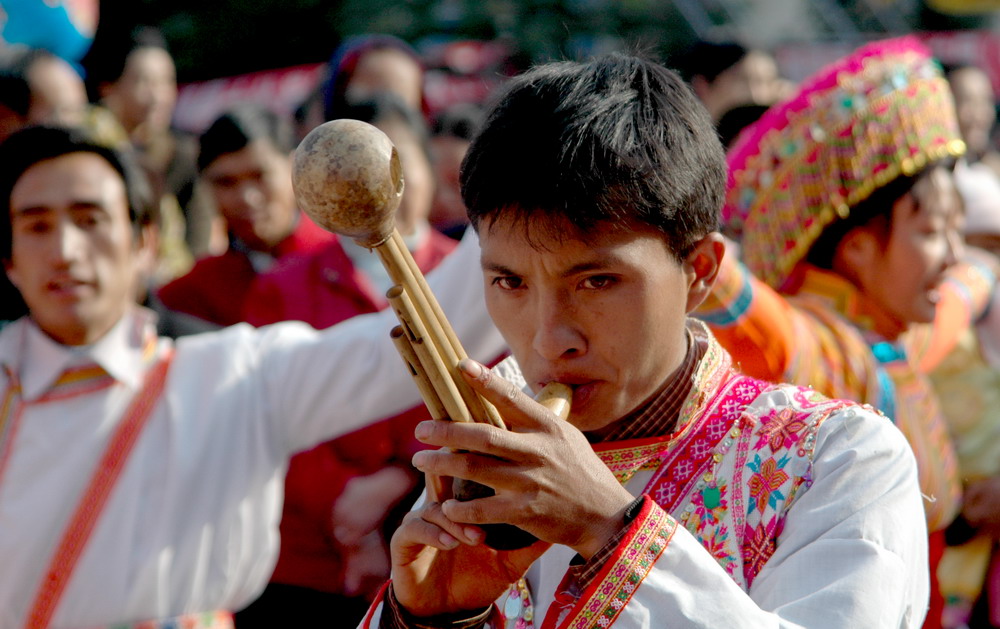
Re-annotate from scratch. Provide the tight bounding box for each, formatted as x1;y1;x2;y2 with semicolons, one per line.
157;214;334;326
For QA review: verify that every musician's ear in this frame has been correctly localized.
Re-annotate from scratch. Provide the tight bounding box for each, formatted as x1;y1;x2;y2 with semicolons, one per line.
683;232;725;313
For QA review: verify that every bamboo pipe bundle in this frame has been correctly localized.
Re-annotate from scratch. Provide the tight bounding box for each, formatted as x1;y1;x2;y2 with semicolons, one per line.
292;120;572;548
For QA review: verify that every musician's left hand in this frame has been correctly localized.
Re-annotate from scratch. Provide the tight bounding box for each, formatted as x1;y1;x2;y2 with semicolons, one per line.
409;359;635;559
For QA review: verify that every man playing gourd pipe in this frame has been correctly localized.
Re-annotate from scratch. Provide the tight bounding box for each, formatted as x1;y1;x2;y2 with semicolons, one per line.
360;52;928;629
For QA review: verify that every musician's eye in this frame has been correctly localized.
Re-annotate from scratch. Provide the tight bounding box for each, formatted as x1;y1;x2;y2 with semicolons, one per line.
491;276;523;290
579;275;617;290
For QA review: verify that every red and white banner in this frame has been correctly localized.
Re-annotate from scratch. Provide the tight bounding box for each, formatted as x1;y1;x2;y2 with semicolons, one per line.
173;39;517;134
174;63;325;134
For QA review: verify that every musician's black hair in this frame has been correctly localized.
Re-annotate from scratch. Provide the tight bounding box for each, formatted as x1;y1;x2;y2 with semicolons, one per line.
460;53;726;261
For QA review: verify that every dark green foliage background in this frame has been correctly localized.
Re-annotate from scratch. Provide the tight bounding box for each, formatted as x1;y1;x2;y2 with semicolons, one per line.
99;0;988;82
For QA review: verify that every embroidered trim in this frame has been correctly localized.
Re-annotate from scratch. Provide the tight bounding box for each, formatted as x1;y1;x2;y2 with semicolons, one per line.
730;410;756;564
363;582;391;628
647;373;768;513
737;391;848;586
595;437;672;485
111;611;234;629
0;364;118;497
553;498;675;629
36;365;116;403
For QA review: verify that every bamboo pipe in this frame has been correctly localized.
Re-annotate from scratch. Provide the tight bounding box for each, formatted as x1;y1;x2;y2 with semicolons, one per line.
389;326;447;422
387;232;506;428
386;285;471;424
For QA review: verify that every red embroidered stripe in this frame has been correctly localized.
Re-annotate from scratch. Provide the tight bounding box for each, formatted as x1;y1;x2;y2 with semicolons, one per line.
645;373;768;513
0;377;25;494
595;437;673;485
24;352;173;629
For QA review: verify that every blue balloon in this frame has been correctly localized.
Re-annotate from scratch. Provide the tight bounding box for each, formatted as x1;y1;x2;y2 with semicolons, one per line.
0;0;97;62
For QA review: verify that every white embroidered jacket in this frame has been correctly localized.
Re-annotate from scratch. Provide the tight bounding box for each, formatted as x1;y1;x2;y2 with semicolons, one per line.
361;326;928;629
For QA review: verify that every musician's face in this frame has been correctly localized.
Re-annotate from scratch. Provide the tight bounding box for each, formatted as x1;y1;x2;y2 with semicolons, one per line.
479;214;721;434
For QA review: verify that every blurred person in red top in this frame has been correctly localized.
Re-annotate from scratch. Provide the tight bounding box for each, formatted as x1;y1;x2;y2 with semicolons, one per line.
235;93;457;627
157;104;333;326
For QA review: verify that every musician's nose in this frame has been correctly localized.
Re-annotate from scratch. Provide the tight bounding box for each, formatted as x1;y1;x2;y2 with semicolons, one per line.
531;291;586;361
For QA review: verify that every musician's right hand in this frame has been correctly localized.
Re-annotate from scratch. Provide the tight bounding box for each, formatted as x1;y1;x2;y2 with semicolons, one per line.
388;499;549;618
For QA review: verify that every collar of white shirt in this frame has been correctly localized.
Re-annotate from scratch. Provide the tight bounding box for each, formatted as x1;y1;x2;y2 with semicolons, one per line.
0;308;156;400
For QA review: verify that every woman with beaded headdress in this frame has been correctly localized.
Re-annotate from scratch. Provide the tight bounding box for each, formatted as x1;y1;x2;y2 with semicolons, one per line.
697;36;1000;629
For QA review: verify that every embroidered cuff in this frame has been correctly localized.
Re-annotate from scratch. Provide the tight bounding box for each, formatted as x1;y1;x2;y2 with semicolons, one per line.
567;495;647;591
557;496;677;629
379;582;492;629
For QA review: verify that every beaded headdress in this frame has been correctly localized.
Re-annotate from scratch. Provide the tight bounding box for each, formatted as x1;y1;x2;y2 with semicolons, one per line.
726;36;966;290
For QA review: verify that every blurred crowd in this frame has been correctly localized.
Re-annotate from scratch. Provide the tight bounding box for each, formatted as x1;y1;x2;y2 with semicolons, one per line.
6;16;1000;629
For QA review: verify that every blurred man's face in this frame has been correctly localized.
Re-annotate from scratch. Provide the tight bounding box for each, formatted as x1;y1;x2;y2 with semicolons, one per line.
347;48;423;114
378;117;434;237
104;46;177;138
950;67;996;159
203;139;298;252
479;215;707;434
429;134;470;230
27;55;87;126
699;51;779;121
5;153;142;345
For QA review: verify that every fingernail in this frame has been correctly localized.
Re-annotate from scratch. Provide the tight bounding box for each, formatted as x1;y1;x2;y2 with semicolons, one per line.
438;532;459;549
414;421;431;439
464;527;484;544
412;451;429;468
459;358;483;377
